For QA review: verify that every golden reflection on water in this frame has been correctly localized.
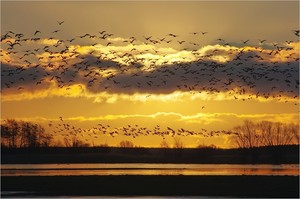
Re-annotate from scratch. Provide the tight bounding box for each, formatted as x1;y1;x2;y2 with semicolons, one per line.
1;164;299;176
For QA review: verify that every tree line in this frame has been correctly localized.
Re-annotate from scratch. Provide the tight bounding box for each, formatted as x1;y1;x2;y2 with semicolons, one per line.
230;120;299;148
1;119;299;148
1;119;52;148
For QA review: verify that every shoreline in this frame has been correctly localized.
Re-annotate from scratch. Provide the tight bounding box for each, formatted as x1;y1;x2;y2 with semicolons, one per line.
2;145;299;164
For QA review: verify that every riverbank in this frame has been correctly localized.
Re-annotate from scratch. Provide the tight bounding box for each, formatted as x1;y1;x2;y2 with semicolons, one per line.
1;175;299;197
2;145;299;164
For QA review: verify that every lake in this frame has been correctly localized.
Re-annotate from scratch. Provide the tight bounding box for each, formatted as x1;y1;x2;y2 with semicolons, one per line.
1;163;299;176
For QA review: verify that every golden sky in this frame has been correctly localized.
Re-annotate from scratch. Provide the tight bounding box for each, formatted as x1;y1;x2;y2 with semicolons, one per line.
1;1;299;148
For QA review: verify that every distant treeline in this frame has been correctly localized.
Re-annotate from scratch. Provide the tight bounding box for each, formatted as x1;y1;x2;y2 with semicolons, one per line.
1;119;52;148
1;119;299;149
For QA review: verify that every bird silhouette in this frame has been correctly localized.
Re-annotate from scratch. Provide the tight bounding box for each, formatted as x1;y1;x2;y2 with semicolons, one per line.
34;30;41;35
1;22;299;145
241;39;250;44
57;21;64;25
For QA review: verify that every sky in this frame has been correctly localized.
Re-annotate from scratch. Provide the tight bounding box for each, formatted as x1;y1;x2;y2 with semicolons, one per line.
1;1;299;148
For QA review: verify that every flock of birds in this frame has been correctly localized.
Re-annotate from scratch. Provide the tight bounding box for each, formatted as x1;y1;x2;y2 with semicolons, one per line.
1;21;299;143
48;117;238;142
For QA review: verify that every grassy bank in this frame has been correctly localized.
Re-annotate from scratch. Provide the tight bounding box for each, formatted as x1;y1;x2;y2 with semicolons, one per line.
1;175;299;197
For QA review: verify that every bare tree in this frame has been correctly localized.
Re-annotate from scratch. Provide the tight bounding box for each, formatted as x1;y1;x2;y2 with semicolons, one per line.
1;124;10;147
173;137;184;148
160;139;170;148
62;135;90;147
119;140;134;148
1;119;52;148
258;121;274;146
231;120;298;148
231;120;259;148
64;137;71;147
289;123;299;144
5;119;20;148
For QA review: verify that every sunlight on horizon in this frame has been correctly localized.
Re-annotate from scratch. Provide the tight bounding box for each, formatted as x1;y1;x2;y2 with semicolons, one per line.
1;1;299;148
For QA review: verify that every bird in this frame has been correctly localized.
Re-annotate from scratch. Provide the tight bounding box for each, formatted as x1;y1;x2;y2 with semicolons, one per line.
52;29;60;33
293;30;299;37
258;39;266;44
57;21;64;25
34;30;41;35
241;39;250;44
167;33;178;37
143;36;152;40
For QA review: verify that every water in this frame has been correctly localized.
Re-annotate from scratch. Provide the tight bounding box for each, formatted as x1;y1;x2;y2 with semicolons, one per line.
1;163;299;176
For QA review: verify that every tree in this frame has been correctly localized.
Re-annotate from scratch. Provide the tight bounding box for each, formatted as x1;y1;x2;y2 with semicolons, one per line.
160;139;170;148
173;137;184;148
289;123;299;144
3;119;20;148
63;136;90;147
119;140;134;148
1;119;52;148
232;120;260;148
64;137;71;147
230;120;298;148
259;121;294;146
1;124;10;147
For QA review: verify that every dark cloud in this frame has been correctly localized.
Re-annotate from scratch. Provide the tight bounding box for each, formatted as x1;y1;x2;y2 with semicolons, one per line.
1;63;50;91
1;47;299;101
96;58;299;98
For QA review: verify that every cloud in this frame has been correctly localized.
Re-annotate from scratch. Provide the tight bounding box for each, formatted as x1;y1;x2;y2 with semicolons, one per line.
39;38;60;46
2;82;298;105
1;36;299;104
5;112;298;131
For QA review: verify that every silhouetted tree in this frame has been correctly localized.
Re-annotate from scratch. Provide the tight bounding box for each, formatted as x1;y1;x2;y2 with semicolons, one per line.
119;140;134;148
290;123;299;144
98;142;109;147
3;119;20;148
160;139;170;148
73;139;90;147
64;137;71;147
259;121;295;146
231;120;299;148
173;137;184;148
1;124;10;147
63;136;90;147
231;120;259;148
1;119;52;148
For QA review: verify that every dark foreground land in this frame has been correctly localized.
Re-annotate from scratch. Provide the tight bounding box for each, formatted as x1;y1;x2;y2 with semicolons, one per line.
1;145;299;198
1;145;299;164
1;175;299;198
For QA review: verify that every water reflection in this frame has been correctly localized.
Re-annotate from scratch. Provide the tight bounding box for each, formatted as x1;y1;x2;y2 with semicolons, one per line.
1;163;299;176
